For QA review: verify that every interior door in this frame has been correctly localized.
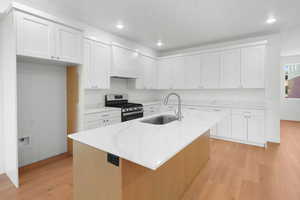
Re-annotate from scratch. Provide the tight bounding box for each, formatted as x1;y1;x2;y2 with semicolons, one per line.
201;53;220;88
220;49;241;88
184;55;201;89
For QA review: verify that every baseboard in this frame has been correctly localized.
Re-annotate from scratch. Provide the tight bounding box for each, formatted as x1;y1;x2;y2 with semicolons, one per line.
210;136;265;147
267;137;280;144
19;152;72;173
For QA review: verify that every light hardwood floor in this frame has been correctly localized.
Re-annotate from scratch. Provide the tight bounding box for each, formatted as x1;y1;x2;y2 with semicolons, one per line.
0;120;300;200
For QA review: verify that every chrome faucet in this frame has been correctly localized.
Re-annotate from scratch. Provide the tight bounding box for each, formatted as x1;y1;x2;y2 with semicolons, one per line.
163;92;183;121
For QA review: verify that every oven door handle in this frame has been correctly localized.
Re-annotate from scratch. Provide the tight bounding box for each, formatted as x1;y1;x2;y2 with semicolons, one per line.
123;111;143;116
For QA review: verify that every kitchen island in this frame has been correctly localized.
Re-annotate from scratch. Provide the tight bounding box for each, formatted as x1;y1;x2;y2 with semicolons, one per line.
69;109;226;200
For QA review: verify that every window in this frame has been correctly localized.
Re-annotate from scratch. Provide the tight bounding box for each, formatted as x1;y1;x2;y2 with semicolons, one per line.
284;64;300;98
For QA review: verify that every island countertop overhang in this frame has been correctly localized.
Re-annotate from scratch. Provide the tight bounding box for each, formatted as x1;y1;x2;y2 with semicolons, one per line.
69;109;226;170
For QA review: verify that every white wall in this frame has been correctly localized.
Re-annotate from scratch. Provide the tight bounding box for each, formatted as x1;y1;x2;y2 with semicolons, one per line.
280;55;300;121
17;61;67;167
281;26;300;57
0;0;10;13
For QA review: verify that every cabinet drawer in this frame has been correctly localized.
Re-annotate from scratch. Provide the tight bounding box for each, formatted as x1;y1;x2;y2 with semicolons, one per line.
232;109;264;116
85;111;120;121
84;121;102;130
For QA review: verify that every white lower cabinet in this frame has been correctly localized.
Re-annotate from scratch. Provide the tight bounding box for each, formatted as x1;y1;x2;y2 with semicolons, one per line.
216;109;231;138
247;112;265;144
231;111;248;141
84;111;121;130
231;109;265;146
184;105;265;147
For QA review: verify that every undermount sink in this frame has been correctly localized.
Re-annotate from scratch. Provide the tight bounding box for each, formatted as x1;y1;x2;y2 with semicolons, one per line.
140;115;178;125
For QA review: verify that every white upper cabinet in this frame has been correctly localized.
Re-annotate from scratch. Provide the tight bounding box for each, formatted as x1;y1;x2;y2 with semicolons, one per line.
241;45;265;88
220;49;241;88
171;57;185;89
84;40;93;89
111;46;139;78
184;55;201;89
157;59;172;89
157;57;185;89
16;11;83;64
55;24;83;64
83;39;111;89
16;11;54;60
136;55;157;89
201;53;221;88
144;57;157;89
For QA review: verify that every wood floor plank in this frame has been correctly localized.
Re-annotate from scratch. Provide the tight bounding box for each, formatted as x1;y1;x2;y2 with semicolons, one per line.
0;120;300;200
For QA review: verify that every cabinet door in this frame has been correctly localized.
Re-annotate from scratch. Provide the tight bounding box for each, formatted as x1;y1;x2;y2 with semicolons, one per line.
184;55;201;89
111;46;138;78
144;57;157;89
135;56;145;89
137;56;157;89
247;113;265;144
83;40;93;89
201;53;220;88
16;12;55;59
220;49;241;88
241;46;265;88
217;113;231;138
210;125;217;136
171;57;185;89
231;112;247;141
56;24;83;64
92;41;111;89
157;59;172;89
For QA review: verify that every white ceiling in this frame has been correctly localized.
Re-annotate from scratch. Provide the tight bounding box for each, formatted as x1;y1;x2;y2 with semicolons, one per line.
15;0;300;52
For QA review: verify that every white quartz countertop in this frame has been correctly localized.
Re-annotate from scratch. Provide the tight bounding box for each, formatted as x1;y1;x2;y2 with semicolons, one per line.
69;109;226;170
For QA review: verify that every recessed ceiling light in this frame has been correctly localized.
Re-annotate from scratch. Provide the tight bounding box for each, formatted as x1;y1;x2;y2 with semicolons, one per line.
266;17;277;24
116;23;124;29
157;40;164;47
